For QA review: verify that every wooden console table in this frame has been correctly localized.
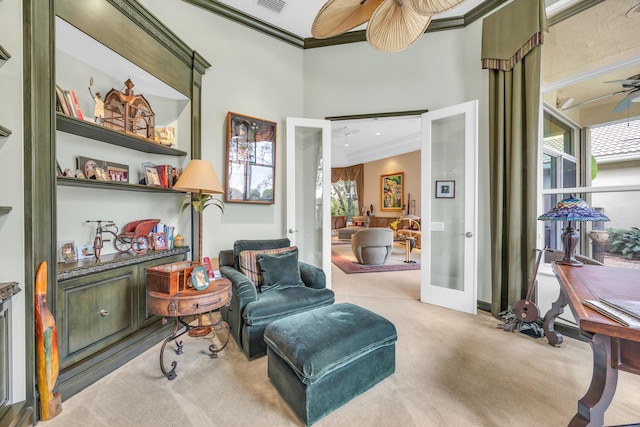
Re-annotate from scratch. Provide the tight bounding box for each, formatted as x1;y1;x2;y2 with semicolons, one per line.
543;263;640;426
147;278;232;380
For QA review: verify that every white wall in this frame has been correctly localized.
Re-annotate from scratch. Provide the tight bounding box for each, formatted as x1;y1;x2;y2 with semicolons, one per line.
303;22;492;303
141;0;303;258
140;0;305;260
0;0;26;403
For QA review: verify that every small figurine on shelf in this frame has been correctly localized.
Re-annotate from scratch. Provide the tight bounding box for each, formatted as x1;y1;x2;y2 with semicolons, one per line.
88;77;104;125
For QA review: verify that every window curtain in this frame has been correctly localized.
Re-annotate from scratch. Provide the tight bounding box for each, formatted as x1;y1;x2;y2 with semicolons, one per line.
331;164;364;208
481;0;547;317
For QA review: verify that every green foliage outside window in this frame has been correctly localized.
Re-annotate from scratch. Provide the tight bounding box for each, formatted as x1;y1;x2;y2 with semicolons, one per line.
331;180;359;217
608;227;640;259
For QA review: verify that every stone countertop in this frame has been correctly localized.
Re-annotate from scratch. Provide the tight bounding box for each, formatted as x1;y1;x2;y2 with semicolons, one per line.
57;247;190;281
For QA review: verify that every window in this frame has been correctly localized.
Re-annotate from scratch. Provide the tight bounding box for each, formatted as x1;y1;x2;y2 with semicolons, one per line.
540;109;640;267
331;180;360;219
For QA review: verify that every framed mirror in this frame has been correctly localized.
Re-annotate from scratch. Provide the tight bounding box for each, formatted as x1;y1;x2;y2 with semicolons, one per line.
225;112;276;204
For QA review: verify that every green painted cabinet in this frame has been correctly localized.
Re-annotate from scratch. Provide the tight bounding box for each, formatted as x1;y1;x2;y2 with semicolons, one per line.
56;250;187;397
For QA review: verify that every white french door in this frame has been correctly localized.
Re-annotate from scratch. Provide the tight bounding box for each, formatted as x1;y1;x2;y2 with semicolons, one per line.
421;100;478;314
285;118;332;288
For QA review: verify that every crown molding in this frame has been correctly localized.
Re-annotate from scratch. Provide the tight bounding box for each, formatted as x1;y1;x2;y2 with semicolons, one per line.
182;0;601;50
182;0;304;48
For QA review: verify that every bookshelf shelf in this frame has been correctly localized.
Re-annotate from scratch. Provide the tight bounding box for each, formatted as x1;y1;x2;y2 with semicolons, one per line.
0;44;9;61
56;114;187;156
56;175;185;193
0;206;12;215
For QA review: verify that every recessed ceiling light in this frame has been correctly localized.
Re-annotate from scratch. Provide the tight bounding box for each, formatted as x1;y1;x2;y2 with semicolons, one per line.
375;132;381;136
344;143;349;147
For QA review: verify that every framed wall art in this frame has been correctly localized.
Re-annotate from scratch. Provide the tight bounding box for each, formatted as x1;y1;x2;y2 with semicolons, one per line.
225;112;276;204
436;180;455;198
381;172;404;211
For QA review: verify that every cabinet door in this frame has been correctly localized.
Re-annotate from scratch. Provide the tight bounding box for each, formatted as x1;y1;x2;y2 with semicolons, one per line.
57;266;138;368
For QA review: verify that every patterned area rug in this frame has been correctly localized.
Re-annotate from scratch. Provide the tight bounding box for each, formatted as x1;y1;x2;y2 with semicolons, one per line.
331;242;421;274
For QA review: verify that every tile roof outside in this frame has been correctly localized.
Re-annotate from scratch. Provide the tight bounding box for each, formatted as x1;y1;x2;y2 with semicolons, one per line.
591;119;640;159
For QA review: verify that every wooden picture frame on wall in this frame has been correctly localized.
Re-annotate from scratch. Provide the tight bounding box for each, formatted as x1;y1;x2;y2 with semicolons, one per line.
225;112;276;204
381;172;404;211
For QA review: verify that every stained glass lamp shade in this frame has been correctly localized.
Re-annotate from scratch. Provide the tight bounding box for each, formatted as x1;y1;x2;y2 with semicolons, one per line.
537;195;610;266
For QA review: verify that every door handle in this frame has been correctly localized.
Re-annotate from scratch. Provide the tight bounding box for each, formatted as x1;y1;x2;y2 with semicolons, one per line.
288;228;298;234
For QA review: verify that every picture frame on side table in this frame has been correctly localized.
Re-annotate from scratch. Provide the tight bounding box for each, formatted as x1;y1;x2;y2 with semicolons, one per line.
436;180;455;198
381;172;404;211
191;266;210;290
225;112;276;204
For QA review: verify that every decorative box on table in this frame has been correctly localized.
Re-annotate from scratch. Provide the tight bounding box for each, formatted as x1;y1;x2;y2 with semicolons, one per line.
146;261;202;294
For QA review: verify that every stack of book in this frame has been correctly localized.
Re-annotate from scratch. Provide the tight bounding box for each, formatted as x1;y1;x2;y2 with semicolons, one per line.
55;85;84;120
583;298;640;328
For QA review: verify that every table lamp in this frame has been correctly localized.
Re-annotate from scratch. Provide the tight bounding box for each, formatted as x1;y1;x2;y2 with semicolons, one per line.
173;159;224;263
537;195;609;267
173;159;224;336
400;214;421;263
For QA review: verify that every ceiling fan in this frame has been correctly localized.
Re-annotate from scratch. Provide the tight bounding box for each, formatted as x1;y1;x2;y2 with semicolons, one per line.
560;74;640;113
311;0;466;52
607;74;640;113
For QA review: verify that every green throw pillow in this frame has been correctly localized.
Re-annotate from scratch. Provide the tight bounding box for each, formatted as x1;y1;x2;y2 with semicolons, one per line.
256;248;304;293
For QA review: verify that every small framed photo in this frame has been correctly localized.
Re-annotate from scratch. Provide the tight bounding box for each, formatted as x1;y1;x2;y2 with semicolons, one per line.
77;244;94;260
107;161;129;183
436;180;455;198
152;232;168;250
191;266;210;291
58;240;77;264
145;166;161;186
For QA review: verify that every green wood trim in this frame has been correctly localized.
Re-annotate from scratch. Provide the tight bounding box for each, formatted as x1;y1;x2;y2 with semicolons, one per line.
0;207;12;215
464;0;509;24
547;0;606;26
182;0;304;48
56;0;199;96
0;44;10;61
56;114;188;156
24;0;57;419
325;109;429;121
0;125;11;137
57;176;187;193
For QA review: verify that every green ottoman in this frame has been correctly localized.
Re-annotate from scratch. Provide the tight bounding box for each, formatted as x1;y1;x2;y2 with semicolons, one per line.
264;303;397;426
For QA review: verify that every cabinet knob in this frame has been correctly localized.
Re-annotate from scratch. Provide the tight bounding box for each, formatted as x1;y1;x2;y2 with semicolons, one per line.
100;309;110;316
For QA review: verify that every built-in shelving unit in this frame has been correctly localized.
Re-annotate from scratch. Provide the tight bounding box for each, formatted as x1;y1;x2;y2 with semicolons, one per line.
32;0;212;403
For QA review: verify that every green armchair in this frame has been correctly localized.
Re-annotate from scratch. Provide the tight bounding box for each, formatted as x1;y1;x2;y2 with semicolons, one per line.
219;238;334;360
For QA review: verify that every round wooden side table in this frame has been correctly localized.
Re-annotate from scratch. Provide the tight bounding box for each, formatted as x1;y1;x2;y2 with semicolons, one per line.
147;278;232;380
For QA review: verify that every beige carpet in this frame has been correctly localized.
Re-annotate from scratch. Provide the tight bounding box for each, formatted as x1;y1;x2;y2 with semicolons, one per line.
41;264;640;427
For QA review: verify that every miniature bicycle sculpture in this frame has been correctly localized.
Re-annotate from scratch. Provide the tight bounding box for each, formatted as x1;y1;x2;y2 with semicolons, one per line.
86;219;160;260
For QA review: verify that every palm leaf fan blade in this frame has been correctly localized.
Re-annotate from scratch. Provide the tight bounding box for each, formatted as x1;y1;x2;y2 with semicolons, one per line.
410;0;466;15
366;0;431;52
312;0;384;39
